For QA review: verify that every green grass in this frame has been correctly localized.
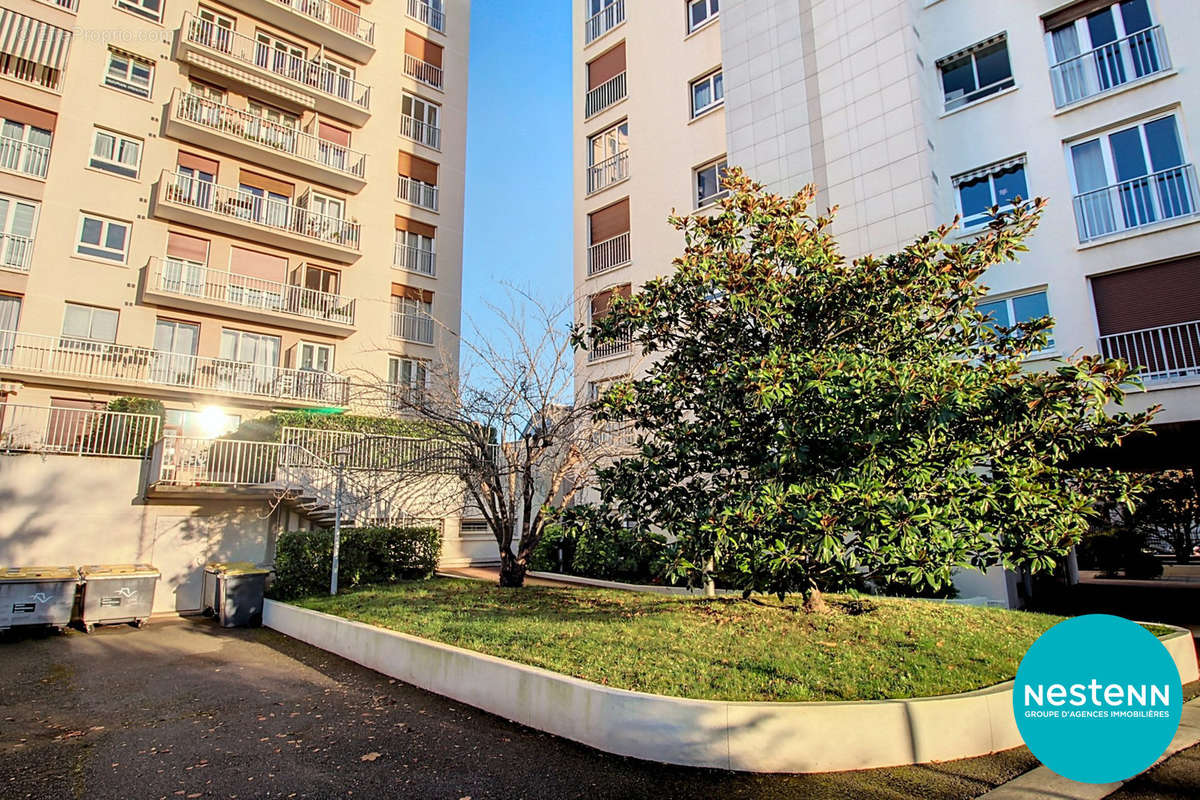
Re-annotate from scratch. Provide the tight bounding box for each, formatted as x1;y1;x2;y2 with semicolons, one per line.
294;578;1067;703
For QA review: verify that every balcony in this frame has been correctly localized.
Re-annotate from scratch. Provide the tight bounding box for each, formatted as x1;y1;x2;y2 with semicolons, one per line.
0;403;159;458
1073;164;1198;243
585;0;624;45
404;54;443;90
0;329;350;407
153;170;361;263
1050;26;1171;110
391;312;434;344
587;232;630;276
0;232;33;274
222;0;375;62
586;71;627;118
164;90;367;192
141;258;356;336
177;13;372;125
1100;320;1200;384
398;175;439;212
0;134;50;180
587;150;628;194
588;335;631;362
400;113;441;150
407;0;446;34
393;243;436;276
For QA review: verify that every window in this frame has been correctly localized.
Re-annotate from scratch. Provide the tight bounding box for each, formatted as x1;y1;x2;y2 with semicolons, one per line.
75;214;130;263
392;293;434;343
61;303;118;347
89;129;142;178
298;341;334;372
115;0;163;22
978;290;1054;352
401;93;441;148
953;157;1029;229
165;408;240;438
694;158;728;207
104;49;154;98
389;356;428;407
938;35;1014;111
195;7;235;52
0;118;52;179
0;194;38;272
691;70;724;117
152;318;200;385
688;0;719;32
220;329;281;366
396;229;436;275
255;32;307;82
1046;0;1163;107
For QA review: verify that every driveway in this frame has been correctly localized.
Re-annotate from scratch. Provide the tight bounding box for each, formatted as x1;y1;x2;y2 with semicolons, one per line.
2;618;1041;800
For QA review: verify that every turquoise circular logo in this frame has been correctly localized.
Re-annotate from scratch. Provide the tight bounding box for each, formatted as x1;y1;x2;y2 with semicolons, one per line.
1013;614;1182;783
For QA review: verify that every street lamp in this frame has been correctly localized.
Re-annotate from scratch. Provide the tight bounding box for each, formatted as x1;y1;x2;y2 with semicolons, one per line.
329;445;352;595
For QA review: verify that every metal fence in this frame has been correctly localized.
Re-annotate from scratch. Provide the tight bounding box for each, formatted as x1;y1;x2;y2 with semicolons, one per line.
0;404;160;458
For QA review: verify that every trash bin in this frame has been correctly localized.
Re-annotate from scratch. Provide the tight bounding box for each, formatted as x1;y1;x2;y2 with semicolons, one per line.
203;562;270;628
0;567;78;633
77;564;160;633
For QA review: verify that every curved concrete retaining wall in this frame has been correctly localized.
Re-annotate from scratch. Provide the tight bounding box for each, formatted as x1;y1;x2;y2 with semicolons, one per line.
263;600;1200;773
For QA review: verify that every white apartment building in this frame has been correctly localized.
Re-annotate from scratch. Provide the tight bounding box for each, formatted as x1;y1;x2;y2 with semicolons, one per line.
574;0;1200;605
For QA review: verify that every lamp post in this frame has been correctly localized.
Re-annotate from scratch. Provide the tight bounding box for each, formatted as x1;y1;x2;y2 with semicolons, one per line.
330;446;351;595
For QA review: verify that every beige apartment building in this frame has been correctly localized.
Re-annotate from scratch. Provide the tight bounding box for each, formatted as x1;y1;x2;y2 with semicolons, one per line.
574;0;1200;606
0;0;487;612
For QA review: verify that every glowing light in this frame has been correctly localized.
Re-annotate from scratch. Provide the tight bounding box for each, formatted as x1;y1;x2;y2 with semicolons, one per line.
198;406;228;439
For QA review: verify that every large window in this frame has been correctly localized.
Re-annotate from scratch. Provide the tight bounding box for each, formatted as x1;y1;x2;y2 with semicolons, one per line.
0;194;38;273
104;49;154;98
61;303;118;346
75;214;130;263
89;129;142;178
938;35;1014;111
954;157;1029;229
694;157;728;208
691;69;724;118
401;93;441;148
688;0;719;32
298;341;334;372
220;329;281;366
1046;0;1162;107
115;0;163;23
979;290;1054;352
0;118;52;179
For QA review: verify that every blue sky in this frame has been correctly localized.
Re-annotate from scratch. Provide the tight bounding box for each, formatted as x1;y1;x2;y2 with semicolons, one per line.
461;0;574;338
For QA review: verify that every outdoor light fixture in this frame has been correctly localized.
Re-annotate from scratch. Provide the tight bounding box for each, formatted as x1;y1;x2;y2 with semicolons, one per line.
329;445;353;596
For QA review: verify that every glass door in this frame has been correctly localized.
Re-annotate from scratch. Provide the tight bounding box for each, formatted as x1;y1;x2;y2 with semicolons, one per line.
0;195;37;271
152;319;199;386
0;295;20;365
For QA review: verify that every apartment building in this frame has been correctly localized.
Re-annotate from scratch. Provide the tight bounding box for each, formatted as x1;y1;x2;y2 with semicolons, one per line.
0;0;478;611
573;0;1200;606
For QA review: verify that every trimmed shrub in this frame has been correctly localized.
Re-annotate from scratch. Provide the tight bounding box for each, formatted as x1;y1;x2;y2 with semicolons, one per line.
532;507;667;583
270;525;442;600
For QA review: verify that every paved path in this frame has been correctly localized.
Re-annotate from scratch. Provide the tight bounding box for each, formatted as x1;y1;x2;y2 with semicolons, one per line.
1;618;1041;800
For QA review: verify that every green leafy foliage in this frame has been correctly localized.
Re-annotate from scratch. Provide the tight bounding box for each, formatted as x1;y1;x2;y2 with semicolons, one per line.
532;507;668;583
1132;469;1200;564
107;396;166;420
270;526;441;600
227;411;441;443
578;169;1156;600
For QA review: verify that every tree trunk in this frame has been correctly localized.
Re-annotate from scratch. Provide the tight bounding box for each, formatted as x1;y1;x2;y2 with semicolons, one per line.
803;586;829;614
498;548;527;588
702;557;716;597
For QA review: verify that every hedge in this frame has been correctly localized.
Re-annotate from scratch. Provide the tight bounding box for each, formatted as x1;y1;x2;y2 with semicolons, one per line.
270;525;442;600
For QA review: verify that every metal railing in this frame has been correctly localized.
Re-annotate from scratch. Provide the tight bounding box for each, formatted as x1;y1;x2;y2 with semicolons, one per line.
404;54;443;89
587;232;631;275
268;0;375;45
393;243;437;276
0;329;350;405
1100;320;1200;384
1050;26;1170;109
159;170;361;251
585;0;625;45
282;427;455;472
0;404;160;458
183;14;372;111
589;335;631;361
152;435;282;487
0;135;50;179
587;149;628;194
397;176;439;211
586;71;627;117
38;0;79;11
0;53;65;93
400;114;442;150
147;258;356;327
407;0;446;33
1073;164;1198;242
391;312;435;344
0;233;33;273
172;91;366;180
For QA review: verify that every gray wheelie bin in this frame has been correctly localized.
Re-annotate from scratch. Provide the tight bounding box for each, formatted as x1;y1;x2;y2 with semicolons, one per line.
78;564;161;632
203;562;270;628
0;567;78;633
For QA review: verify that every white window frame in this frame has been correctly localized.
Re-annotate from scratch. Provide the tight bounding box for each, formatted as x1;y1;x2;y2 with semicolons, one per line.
298;341;335;372
690;69;724;118
688;0;719;33
115;0;163;23
978;288;1055;353
694;157;728;208
938;35;1015;112
389;356;428;388
61;302;119;346
75;213;130;263
1065;112;1188;197
952;157;1030;230
0;193;39;272
104;49;155;98
89;128;143;179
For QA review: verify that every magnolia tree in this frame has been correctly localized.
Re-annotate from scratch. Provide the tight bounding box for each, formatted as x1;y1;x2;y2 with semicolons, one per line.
579;169;1156;608
1133;470;1200;564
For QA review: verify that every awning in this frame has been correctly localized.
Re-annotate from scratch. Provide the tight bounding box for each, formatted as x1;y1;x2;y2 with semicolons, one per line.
952;155;1027;187
936;34;1006;68
0;10;72;71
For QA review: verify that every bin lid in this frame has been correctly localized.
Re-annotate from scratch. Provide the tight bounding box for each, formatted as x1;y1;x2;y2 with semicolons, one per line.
0;566;78;582
79;564;160;578
205;561;270;576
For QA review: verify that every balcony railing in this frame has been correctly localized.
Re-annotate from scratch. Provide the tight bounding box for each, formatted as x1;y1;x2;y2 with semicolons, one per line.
586;71;627;117
1050;26;1171;109
393;243;437;276
398;176;439;211
407;0;446;33
588;335;631;361
153;435;283;487
172;91;366;180
0;232;33;274
269;0;375;46
160;170;361;251
587;232;631;276
404;54;444;90
0;329;350;405
0;404;160;458
281;426;454;472
391;312;435;344
38;0;79;11
587;150;628;194
1100;320;1200;384
0;135;50;179
400;114;441;150
585;0;625;45
147;258;355;327
1073;164;1198;242
184;14;371;111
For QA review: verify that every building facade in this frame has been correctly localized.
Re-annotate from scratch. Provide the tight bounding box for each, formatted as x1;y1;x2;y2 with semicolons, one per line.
573;0;1200;605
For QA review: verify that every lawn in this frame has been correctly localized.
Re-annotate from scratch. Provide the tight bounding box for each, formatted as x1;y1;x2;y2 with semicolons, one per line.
294;578;1064;703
